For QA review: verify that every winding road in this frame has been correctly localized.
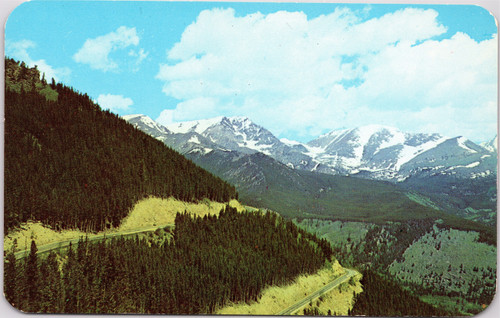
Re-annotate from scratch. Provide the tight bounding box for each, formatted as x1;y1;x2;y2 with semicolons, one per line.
13;223;174;260
277;268;359;315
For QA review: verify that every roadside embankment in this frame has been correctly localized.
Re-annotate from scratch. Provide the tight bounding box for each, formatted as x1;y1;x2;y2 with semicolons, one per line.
217;260;362;315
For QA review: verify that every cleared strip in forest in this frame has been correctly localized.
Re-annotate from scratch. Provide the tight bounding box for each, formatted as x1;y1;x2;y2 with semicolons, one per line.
13;223;174;260
276;268;358;315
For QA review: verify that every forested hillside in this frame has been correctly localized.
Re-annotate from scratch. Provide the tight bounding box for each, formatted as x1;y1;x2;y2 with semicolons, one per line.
4;58;237;234
350;270;454;316
4;206;333;314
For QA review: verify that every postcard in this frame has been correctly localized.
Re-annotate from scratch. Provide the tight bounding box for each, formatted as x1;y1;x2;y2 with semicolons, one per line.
3;1;497;316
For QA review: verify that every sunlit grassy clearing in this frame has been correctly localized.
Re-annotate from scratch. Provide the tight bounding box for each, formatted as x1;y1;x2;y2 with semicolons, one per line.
294;219;373;245
300;273;363;316
4;197;245;251
4;222;90;252
216;261;362;315
388;227;496;294
118;197;245;230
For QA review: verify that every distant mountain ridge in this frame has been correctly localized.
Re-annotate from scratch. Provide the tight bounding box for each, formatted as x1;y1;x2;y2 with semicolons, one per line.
125;114;496;182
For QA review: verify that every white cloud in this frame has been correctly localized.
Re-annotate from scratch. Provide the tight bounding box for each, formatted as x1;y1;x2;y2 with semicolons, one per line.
6;40;71;82
156;8;497;142
73;26;143;72
97;94;133;112
156;109;175;126
156;97;222;126
129;48;149;72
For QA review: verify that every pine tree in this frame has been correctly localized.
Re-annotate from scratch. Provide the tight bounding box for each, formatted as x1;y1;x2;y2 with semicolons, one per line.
39;252;63;312
25;240;40;312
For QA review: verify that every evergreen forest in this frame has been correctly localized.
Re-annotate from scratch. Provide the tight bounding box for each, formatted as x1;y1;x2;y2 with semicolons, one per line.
349;270;454;316
4;58;237;234
4;206;333;314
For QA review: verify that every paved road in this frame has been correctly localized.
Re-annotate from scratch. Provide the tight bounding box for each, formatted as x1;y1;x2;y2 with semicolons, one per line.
13;223;174;260
277;268;359;315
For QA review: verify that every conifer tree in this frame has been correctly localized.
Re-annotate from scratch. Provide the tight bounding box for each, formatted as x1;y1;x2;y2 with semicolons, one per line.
25;240;40;312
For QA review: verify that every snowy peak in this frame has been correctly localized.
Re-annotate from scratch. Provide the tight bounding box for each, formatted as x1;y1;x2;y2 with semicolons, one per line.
123;114;172;137
166;116;258;137
305;125;448;173
481;135;498;153
280;138;304;147
167;116;279;155
455;136;484;154
166;116;225;134
309;125;443;155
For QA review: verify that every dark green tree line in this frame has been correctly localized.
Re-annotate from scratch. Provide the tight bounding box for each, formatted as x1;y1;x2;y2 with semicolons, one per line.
350;270;455;317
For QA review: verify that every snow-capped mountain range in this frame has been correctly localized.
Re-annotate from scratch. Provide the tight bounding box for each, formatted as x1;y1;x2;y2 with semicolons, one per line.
123;114;497;182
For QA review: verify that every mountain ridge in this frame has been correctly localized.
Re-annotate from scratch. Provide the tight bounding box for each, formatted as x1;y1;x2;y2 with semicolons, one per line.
126;114;496;181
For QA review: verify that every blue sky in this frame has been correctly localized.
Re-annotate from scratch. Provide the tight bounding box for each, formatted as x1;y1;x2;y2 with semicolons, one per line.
5;1;498;143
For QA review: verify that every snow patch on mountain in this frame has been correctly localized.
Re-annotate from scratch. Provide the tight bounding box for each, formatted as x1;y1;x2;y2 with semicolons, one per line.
188;135;201;144
457;136;477;153
481;135;497;153
239;138;273;155
280;138;303;147
447;162;481;170
394;136;448;170
471;170;492;179
167;116;225;134
465;161;481;168
302;144;326;159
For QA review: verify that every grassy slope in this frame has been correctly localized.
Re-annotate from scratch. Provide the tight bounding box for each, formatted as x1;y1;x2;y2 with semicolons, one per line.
217;261;362;315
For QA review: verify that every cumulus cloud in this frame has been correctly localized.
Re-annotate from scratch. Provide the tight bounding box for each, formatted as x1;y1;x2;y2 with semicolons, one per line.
156;97;223;126
97;94;133;112
6;40;71;82
156;7;497;142
74;26;145;72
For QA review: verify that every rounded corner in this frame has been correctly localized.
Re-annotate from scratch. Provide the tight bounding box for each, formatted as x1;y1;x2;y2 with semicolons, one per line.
1;291;30;315
4;1;32;32
470;3;499;30
471;290;500;318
